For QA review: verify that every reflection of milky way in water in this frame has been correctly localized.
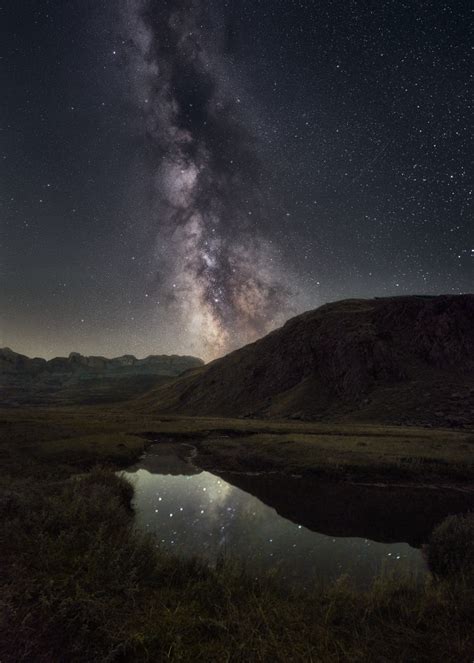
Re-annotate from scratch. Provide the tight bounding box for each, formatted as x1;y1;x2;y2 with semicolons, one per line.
125;467;425;587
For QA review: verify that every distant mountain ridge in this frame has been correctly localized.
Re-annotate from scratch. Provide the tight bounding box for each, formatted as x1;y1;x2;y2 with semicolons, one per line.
139;294;474;426
0;349;203;406
0;348;203;376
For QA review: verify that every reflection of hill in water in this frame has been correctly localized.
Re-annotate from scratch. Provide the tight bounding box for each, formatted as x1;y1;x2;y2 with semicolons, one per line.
214;472;474;547
130;445;474;546
126;444;201;476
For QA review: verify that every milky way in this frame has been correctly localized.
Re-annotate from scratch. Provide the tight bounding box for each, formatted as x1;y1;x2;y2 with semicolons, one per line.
122;0;294;358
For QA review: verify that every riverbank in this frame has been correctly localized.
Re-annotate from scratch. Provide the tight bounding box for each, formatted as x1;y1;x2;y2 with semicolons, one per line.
192;426;474;485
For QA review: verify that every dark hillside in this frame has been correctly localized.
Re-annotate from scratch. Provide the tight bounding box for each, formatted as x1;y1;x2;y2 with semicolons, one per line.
140;295;474;425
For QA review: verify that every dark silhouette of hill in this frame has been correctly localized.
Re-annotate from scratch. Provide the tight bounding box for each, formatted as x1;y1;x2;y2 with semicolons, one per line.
139;295;474;426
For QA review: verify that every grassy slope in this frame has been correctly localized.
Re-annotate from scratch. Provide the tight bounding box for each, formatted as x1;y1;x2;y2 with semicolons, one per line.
1;373;176;406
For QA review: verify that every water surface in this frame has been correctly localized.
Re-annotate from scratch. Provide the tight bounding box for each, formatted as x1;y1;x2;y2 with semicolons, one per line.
122;443;474;586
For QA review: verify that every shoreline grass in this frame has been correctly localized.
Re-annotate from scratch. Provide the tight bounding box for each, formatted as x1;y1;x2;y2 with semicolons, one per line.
194;432;474;483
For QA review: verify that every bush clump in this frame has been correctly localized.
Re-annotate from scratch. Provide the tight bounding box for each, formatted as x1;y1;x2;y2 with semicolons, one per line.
425;512;474;579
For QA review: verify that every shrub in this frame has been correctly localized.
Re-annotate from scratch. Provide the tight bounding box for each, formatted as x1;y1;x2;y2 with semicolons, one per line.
425;512;474;579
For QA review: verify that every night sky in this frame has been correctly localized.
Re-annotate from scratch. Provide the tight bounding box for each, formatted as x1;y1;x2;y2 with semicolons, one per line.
2;0;472;361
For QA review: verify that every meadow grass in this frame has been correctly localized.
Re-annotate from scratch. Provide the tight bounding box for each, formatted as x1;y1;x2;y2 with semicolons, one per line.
196;430;474;481
1;406;472;483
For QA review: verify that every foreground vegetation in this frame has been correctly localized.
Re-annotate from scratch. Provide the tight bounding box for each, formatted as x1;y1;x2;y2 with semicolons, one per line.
1;467;473;662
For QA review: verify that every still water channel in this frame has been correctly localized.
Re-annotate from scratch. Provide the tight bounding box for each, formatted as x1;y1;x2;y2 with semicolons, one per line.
122;443;473;587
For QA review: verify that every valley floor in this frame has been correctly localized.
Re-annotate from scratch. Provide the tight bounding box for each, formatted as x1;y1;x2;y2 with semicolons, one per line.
1;405;473;485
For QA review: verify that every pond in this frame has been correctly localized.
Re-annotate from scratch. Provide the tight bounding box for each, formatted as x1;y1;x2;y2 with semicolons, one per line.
122;443;474;588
